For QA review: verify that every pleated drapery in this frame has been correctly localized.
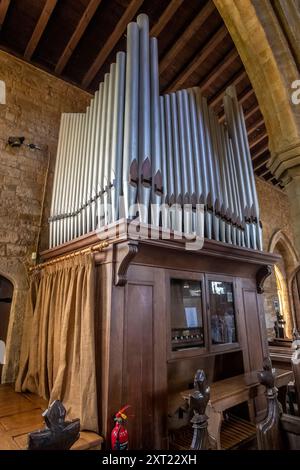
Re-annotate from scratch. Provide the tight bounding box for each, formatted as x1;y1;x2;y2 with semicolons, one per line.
15;253;98;433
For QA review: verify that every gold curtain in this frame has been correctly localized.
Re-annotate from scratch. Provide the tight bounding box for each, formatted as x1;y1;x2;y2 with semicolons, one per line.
15;253;98;433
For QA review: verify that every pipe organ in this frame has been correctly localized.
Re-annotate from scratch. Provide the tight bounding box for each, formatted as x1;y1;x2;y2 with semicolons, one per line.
49;14;262;251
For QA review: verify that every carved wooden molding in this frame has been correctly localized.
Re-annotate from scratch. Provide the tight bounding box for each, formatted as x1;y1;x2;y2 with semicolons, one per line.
256;265;272;294
114;241;139;286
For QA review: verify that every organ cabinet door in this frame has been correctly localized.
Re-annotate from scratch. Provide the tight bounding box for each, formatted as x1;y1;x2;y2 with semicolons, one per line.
166;271;208;361
166;271;246;360
206;275;241;354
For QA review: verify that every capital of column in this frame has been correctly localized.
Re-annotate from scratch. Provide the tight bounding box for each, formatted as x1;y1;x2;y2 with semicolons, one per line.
268;142;300;185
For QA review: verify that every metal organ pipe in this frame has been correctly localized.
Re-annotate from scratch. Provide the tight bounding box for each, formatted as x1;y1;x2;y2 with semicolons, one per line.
123;22;139;220
50;113;67;248
150;37;162;228
159;96;169;229
68;113;82;241
103;63;116;226
91;83;103;231
54;113;71;246
60;113;75;245
137;14;151;224
201;97;218;240
81;104;92;235
164;94;175;208
187;89;204;205
49;14;262;252
86;90;99;233
65;114;78;244
111;52;126;224
97;74;109;228
73;113;85;238
170;92;183;232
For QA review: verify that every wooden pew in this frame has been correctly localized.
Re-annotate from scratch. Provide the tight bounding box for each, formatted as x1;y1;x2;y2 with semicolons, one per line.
169;369;257;450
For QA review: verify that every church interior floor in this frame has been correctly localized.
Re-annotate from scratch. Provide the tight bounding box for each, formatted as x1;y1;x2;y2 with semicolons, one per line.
0;384;103;450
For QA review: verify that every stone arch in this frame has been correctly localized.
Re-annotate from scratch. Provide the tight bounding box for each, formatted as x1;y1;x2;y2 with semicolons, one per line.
268;230;300;337
0;258;29;383
269;230;299;275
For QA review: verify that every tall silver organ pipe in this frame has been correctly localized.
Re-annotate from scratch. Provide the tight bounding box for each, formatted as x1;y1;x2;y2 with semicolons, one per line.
49;14;262;251
137;14;151;224
111;52;126;224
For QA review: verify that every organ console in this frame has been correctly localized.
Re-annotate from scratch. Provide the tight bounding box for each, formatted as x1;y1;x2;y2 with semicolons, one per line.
49;14;262;252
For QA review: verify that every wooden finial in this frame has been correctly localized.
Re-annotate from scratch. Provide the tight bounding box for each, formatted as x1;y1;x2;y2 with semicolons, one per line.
189;369;210;450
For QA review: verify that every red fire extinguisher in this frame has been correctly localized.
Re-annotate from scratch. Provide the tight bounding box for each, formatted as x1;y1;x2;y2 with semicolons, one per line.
111;405;131;450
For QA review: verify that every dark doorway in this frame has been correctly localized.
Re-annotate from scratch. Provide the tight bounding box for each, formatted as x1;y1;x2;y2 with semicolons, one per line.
0;276;13;381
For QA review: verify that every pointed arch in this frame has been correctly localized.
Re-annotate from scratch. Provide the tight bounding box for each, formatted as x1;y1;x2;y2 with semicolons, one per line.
269;230;299;275
0;259;29;383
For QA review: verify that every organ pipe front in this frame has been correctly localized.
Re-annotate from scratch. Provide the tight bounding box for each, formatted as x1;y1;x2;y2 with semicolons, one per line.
49;14;262;251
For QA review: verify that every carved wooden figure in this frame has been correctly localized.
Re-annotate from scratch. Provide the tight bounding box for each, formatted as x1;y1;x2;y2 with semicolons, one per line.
28;400;80;450
256;358;284;450
189;370;210;450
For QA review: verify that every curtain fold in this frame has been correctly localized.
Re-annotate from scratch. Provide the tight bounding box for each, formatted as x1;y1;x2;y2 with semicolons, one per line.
15;253;98;433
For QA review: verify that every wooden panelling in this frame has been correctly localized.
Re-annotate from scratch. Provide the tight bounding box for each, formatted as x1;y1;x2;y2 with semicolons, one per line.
243;290;264;371
123;282;154;449
42;236;280;448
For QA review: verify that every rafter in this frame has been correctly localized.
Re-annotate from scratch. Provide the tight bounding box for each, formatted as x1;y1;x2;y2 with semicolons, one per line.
55;0;102;75
82;0;143;88
249;131;268;150
259;168;272;178
251;143;269;160
159;1;215;75
244;102;260;121
166;26;228;92
254;157;269;172
0;0;11;28
24;0;58;60
150;0;184;37
239;86;254;105
247;117;265;138
209;68;247;108
199;48;239;93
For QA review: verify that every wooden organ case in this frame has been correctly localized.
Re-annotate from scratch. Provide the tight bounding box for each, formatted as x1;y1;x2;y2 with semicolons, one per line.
41;224;280;449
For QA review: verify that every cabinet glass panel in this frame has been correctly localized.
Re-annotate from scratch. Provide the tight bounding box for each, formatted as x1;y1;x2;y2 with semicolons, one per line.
170;279;204;351
209;281;237;345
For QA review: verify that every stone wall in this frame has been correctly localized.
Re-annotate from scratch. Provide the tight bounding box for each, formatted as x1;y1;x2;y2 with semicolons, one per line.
0;50;91;382
256;177;298;339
